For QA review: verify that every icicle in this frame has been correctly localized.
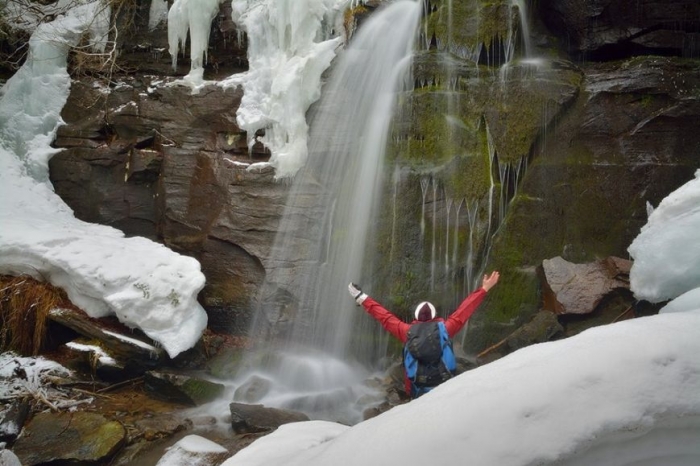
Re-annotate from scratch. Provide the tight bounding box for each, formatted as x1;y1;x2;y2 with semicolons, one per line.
430;178;438;292
445;197;453;276
452;198;463;273
420;176;429;238
390;166;401;263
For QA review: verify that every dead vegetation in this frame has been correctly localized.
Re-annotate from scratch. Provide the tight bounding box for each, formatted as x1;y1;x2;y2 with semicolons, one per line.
0;0;139;79
0;274;76;356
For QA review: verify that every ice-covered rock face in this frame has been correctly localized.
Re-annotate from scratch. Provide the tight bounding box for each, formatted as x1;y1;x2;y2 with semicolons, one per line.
166;0;349;178
0;0;208;358
628;169;700;307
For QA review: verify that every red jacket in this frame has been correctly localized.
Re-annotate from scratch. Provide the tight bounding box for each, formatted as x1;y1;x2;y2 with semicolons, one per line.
360;288;487;395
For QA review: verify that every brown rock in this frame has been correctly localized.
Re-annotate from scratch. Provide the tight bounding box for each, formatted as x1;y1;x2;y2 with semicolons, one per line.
540;256;632;315
229;403;309;434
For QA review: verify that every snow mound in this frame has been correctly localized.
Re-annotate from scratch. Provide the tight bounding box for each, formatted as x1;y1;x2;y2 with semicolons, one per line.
222;309;700;466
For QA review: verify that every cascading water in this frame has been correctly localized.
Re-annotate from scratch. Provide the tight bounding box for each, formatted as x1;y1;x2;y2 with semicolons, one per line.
231;0;423;425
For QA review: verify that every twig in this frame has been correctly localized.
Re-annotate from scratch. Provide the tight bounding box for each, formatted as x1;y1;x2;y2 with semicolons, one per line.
30;388;59;411
611;306;634;323
96;376;143;393
71;387;116;400
476;335;510;360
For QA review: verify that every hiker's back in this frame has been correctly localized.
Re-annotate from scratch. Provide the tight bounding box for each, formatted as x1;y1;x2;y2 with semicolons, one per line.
403;321;456;397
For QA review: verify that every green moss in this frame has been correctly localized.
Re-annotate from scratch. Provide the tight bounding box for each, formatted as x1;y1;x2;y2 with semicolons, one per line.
182;378;226;405
639;94;654;108
425;0;514;54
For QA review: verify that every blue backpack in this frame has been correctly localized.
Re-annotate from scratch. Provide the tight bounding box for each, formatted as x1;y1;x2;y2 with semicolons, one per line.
403;321;456;398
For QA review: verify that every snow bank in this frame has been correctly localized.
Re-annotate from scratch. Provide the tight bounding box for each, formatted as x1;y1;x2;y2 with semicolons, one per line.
0;0;207;358
660;288;700;314
0;352;71;399
221;309;700;466
221;421;349;466
628;170;700;304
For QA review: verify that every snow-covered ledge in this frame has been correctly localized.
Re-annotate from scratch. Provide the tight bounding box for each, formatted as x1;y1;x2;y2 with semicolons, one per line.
0;0;207;358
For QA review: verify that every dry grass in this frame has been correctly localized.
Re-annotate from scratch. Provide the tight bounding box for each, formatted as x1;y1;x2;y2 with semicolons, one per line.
0;274;74;356
343;5;368;40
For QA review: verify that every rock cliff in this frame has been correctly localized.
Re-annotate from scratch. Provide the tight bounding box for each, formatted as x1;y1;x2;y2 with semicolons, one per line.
33;0;700;349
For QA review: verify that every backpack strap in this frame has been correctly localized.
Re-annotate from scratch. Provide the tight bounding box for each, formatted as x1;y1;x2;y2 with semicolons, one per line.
437;321;457;376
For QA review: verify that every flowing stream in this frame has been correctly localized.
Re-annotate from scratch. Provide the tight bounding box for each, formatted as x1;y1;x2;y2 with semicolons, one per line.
230;0;423;425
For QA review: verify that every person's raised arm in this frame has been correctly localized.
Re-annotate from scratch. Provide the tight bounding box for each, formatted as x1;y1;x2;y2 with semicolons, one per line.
444;271;500;337
347;283;410;342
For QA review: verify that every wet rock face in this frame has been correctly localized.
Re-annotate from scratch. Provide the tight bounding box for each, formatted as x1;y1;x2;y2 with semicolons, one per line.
50;75;287;331
538;0;700;60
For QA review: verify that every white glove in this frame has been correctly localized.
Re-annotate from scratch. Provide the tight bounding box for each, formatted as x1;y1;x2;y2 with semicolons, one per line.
348;282;367;305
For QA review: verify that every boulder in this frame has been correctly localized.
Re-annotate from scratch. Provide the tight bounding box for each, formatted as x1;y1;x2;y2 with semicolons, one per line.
0;400;29;443
476;310;564;363
540;256;632;315
50;76;288;333
144;371;226;406
134;413;192;442
229;403;309;434
505;311;564;352
233;374;273;403
64;338;127;381
12;412;126;466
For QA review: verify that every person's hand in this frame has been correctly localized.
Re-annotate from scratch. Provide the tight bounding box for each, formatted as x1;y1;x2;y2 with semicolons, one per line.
348;283;367;305
481;271;500;292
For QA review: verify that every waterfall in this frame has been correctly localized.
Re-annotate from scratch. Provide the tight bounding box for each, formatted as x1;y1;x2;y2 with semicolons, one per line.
511;0;532;59
232;0;423;425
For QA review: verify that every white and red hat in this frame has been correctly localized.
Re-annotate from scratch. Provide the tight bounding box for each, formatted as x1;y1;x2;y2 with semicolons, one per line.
414;301;436;321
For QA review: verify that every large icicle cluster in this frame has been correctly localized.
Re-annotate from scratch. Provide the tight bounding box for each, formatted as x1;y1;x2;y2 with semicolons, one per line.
221;0;349;178
168;0;223;73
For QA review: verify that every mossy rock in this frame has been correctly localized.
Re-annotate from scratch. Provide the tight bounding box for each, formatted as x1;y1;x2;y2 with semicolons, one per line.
13;412;126;465
144;371;226;406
